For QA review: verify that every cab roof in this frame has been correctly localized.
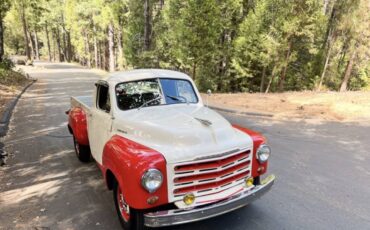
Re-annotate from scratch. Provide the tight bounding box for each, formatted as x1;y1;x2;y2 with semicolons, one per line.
102;69;192;85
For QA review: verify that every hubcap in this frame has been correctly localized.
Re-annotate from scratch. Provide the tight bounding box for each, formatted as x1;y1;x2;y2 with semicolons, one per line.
117;186;130;221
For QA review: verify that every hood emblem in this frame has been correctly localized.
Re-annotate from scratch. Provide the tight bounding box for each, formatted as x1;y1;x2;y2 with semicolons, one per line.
194;117;212;126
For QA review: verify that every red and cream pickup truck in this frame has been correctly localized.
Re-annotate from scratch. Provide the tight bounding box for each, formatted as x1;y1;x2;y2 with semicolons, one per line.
67;69;275;230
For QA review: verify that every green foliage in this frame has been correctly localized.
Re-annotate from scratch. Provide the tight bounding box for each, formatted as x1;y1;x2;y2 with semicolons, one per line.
2;0;370;91
0;58;14;70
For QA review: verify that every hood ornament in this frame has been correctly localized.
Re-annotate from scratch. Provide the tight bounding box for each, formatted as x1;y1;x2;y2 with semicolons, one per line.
194;117;212;126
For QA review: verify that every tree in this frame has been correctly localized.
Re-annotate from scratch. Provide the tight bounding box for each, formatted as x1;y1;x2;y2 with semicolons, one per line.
338;0;370;91
2;0;369;92
166;0;221;80
0;0;11;61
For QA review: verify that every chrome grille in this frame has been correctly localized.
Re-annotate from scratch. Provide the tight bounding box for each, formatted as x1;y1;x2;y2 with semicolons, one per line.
168;149;252;200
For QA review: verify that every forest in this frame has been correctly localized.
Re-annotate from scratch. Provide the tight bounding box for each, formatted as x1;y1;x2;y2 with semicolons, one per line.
0;0;369;93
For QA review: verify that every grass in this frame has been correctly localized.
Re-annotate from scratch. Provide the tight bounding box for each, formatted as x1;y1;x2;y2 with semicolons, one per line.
0;68;29;87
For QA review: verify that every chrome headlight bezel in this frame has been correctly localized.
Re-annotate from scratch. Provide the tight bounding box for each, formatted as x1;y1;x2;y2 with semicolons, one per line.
141;169;163;193
256;144;271;163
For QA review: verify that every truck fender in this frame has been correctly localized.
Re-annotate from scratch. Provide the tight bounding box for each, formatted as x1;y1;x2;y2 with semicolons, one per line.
232;124;268;177
102;135;168;210
68;107;89;146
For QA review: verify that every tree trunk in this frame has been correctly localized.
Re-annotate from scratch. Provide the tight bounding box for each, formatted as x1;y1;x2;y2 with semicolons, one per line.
323;0;330;14
62;32;66;61
52;30;56;61
317;41;333;91
108;23;115;72
45;23;52;61
93;22;99;68
98;41;102;69
56;28;62;62
260;66;266;93
159;0;164;9
278;41;292;92
143;0;151;51
28;31;35;60
339;49;357;92
192;62;197;80
265;74;275;93
20;5;31;60
83;32;91;68
93;35;99;68
66;31;72;62
0;16;4;62
34;31;40;60
117;26;124;70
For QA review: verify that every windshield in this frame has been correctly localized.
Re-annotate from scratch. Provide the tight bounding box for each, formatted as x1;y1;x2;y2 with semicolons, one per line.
115;78;198;111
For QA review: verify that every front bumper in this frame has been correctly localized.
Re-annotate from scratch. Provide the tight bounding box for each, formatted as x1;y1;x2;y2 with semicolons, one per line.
144;174;275;227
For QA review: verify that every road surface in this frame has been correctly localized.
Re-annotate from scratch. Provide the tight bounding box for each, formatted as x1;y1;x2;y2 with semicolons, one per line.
1;62;370;230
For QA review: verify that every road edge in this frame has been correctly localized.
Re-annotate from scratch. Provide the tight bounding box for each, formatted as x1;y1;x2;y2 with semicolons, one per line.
0;79;37;138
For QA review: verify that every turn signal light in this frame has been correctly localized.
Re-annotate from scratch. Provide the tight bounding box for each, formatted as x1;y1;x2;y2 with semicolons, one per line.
147;196;159;205
183;193;195;205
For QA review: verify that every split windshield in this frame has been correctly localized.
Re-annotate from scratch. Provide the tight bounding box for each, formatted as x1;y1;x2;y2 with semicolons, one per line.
115;78;198;111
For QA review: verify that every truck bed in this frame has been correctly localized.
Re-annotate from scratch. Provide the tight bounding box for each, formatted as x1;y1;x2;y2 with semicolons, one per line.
71;96;93;112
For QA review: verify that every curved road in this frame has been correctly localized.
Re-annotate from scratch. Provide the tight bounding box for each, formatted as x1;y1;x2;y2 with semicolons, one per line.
0;62;369;230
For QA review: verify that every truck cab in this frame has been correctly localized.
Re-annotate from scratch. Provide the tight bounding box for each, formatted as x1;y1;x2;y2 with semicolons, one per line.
67;69;275;230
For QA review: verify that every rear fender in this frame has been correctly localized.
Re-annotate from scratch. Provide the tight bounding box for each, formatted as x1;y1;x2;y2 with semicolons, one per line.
102;135;168;210
68;107;89;146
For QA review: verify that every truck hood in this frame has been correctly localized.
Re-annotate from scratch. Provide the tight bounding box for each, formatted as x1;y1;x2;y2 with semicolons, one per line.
114;105;253;164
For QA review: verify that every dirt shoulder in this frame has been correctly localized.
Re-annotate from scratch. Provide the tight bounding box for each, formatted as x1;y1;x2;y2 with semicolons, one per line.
203;91;370;122
0;68;32;120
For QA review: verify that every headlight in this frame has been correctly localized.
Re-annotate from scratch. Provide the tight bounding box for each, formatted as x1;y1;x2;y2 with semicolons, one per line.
141;169;163;193
257;144;271;163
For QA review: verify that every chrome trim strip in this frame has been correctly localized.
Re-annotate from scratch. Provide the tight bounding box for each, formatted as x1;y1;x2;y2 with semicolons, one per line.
192;148;244;162
144;174;275;227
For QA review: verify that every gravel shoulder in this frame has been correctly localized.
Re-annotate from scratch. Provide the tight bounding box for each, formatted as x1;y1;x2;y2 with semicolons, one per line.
203;91;370;123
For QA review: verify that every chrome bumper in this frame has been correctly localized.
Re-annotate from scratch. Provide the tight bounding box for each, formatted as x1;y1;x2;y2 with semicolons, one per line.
144;174;275;227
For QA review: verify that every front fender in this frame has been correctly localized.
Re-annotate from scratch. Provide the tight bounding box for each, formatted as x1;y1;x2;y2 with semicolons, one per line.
102;135;168;210
233;125;268;177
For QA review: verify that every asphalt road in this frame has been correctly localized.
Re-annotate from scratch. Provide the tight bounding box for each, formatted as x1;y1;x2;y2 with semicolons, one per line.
1;62;370;230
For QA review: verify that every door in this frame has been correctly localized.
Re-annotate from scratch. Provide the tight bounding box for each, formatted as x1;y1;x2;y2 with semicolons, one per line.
88;82;113;164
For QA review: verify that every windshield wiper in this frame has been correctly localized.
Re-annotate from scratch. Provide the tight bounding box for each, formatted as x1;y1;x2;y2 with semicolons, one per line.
166;95;188;103
138;95;162;110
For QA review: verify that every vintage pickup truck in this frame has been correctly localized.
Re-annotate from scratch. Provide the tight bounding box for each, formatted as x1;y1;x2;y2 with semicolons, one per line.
67;69;275;229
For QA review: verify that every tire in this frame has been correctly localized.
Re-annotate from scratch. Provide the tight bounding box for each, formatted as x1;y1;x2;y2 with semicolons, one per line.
113;181;146;230
73;136;91;162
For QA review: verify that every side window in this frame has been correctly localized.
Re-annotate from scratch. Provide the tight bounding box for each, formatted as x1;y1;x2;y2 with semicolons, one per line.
97;84;111;113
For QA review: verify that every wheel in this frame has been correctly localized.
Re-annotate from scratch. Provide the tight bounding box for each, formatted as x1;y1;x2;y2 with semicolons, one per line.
113;181;146;230
73;136;90;162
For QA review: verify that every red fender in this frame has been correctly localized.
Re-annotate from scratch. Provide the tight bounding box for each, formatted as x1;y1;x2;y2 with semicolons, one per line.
102;135;168;210
68;107;89;146
232;125;268;177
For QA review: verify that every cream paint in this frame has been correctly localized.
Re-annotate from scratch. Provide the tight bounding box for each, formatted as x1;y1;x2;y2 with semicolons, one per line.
113;105;253;164
80;69;253;166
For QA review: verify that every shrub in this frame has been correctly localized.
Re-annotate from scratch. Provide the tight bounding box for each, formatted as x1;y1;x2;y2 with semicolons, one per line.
0;58;15;70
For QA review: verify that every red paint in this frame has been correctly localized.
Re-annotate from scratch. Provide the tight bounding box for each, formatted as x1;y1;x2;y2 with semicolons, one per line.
175;151;250;172
174;171;248;195
68;107;89;145
102;135;168;210
232;125;268;177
